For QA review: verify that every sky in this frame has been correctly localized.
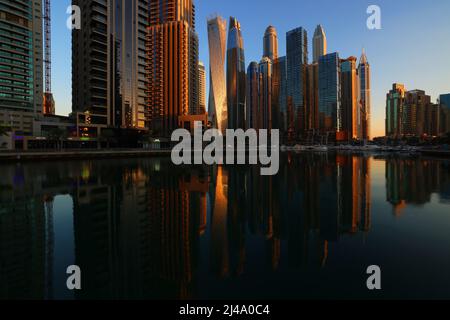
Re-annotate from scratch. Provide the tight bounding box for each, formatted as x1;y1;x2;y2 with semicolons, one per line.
52;0;450;138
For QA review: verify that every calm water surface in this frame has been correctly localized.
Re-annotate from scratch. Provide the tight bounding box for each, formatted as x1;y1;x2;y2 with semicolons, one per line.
1;153;450;300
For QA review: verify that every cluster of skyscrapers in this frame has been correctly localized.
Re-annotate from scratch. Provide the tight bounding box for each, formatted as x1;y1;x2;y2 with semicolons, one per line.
2;0;450;148
386;84;450;138
208;19;372;142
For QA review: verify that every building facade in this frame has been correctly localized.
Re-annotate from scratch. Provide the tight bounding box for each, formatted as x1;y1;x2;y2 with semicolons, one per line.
386;83;406;138
286;27;308;137
440;94;450;135
263;26;278;61
318;52;340;134
259;57;273;130
198;62;206;115
340;56;359;141
0;0;43;135
246;62;259;130
147;0;199;136
358;51;371;140
207;15;227;134
72;0;148;130
313;25;327;64
226;17;246;130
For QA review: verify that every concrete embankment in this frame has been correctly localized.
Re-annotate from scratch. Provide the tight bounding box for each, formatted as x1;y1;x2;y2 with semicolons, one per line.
0;149;172;162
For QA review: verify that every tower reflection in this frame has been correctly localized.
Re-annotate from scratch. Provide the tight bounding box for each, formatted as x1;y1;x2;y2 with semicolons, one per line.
1;155;449;299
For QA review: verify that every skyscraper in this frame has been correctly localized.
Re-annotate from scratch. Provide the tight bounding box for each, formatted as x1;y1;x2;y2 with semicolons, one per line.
313;25;327;63
305;63;319;132
440;94;450;135
276;57;288;134
147;0;199;136
340;56;359;141
263;26;279;61
73;0;148;129
198;62;206;115
207;15;228;134
227;17;246;130
358;51;371;140
259;57;273;130
386;83;406;138
246;62;260;130
319;52;340;134
403;90;431;136
0;0;43;135
286;27;308;137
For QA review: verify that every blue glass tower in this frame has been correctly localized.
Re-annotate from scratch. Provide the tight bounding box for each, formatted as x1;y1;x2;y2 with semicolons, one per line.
318;52;340;133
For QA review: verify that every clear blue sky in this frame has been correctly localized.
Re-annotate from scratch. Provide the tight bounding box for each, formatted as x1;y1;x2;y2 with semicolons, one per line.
52;0;450;137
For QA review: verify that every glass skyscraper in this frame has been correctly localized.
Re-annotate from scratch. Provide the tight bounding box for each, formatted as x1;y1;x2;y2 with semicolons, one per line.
340;57;359;141
318;52;340;134
286;27;308;136
0;0;43;130
259;57;272;130
263;26;278;61
207;15;227;134
440;94;450;135
226;17;246;130
386;83;406;138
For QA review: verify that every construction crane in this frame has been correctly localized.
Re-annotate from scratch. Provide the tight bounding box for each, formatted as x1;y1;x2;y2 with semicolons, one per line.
43;0;55;115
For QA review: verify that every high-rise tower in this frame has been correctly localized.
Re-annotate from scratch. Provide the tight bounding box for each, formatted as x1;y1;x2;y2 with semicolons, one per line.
263;26;279;61
246;62;260;130
313;25;327;63
198;62;207;115
358;50;371;140
207;15;228;134
286;27;308;137
73;0;148;129
147;0;199;136
0;0;43;135
318;52;341;134
340;56;359;141
226;17;246;130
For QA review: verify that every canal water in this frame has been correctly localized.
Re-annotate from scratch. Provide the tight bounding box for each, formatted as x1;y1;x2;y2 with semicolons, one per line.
1;153;450;300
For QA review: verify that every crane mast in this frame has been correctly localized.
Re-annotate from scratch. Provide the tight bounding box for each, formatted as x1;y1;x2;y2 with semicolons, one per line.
43;0;55;115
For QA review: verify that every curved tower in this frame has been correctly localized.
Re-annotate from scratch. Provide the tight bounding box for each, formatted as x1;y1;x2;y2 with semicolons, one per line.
227;17;246;130
263;26;279;61
313;25;327;63
207;15;228;134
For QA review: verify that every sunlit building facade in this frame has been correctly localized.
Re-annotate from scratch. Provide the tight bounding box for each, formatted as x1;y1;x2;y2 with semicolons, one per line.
386;83;406;138
358;51;371;140
263;26;279;61
198;62;206;115
226;17;246;130
207;15;227;134
313;25;327;63
340;56;359;141
147;0;199;136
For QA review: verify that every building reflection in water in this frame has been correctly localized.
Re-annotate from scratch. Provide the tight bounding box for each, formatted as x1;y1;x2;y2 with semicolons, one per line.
1;155;450;299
